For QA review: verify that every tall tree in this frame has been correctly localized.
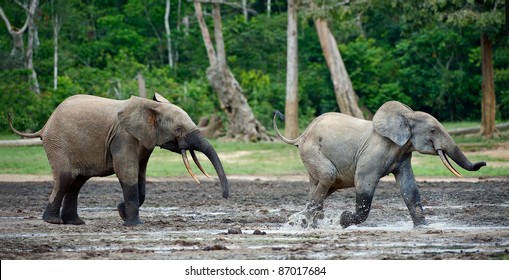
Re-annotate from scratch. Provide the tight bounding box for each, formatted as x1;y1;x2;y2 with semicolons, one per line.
440;0;504;137
308;0;364;119
314;17;364;119
480;33;497;137
194;0;270;141
164;0;174;68
285;0;300;138
51;0;65;90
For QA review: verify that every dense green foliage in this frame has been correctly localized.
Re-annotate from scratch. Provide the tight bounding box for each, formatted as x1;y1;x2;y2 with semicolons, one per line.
1;0;507;133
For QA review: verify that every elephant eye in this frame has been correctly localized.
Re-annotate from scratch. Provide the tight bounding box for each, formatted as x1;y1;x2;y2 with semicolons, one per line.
430;129;436;134
175;126;184;135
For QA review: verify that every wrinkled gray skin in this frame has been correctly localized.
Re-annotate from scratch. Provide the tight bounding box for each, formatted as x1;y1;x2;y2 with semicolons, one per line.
9;94;229;226
274;101;486;228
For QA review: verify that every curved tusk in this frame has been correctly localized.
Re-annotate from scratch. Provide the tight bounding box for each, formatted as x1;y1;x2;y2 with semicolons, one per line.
437;149;463;178
181;149;200;184
190;150;211;178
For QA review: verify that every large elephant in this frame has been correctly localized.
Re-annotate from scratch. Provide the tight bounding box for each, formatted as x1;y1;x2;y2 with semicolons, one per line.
9;94;229;226
273;101;486;228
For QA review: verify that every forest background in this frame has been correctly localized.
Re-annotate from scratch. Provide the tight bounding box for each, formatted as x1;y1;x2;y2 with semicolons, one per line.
0;0;508;137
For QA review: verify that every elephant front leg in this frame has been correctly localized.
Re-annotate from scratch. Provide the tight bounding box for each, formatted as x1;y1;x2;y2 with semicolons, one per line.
117;181;143;226
113;148;146;226
340;193;375;228
117;166;148;225
394;160;427;227
115;168;143;226
137;164;147;207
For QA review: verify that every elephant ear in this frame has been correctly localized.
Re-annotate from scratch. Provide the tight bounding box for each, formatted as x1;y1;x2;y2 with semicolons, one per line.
372;101;413;147
118;96;159;150
153;92;171;103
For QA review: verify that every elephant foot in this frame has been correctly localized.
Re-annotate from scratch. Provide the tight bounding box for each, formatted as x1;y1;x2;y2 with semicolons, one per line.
43;209;63;224
288;212;309;228
123;218;143;226
340;211;354;228
62;215;86;225
118;202;143;226
43;215;64;224
340;210;364;228
413;218;429;228
288;210;324;229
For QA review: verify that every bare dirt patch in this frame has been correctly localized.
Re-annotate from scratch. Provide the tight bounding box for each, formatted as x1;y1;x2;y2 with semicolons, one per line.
1;176;508;260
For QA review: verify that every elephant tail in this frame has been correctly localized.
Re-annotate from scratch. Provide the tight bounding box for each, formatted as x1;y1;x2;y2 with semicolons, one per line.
8;113;43;139
273;110;302;146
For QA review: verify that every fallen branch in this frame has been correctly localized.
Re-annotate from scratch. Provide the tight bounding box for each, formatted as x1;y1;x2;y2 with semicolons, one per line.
448;123;509;135
0;138;42;147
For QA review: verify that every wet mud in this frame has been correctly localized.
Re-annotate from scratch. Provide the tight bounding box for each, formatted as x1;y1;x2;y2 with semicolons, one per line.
0;177;508;260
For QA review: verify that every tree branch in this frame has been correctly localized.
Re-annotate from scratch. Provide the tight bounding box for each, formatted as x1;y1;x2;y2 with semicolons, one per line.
0;5;29;34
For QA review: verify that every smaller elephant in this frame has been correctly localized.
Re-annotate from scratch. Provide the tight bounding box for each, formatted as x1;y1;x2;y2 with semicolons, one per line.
273;101;486;228
9;93;229;226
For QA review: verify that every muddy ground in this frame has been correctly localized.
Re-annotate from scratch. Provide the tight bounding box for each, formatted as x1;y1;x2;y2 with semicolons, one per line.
0;176;508;260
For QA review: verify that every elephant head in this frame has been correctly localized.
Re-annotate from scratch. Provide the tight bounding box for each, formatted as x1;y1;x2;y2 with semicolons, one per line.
118;93;229;198
373;101;486;177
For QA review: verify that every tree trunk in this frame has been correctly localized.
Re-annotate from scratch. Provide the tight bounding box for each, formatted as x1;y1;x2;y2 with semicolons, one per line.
53;17;59;90
194;1;270;142
480;33;497;137
315;18;364;119
195;2;216;66
137;72;146;99
25;0;40;95
177;0;182;31
212;4;227;71
285;0;300;139
449;122;509;136
52;0;61;90
0;0;40;94
0;6;27;61
165;0;174;68
242;0;248;21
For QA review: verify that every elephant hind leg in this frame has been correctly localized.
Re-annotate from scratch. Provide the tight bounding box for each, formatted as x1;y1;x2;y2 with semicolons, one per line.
60;175;89;225
290;174;335;228
43;173;74;224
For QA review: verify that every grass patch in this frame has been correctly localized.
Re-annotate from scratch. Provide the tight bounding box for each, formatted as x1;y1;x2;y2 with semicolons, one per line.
0;146;51;174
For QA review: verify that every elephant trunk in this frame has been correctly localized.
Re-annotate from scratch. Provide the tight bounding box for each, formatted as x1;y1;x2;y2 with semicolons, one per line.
184;130;229;199
438;145;486;177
